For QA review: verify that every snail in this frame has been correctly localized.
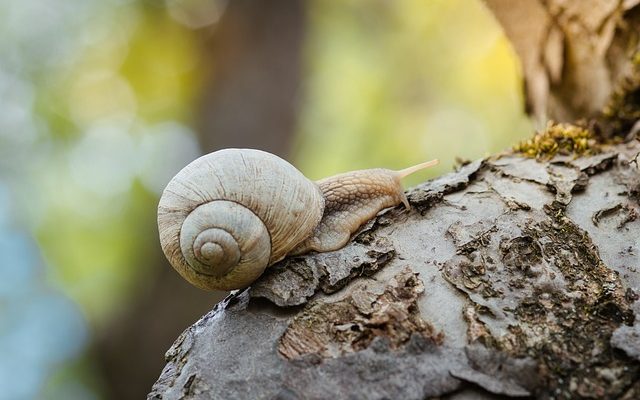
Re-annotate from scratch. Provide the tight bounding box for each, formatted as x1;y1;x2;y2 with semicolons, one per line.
158;148;438;291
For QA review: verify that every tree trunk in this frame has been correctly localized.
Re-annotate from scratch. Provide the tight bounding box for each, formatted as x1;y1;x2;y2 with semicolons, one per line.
197;0;306;157
148;1;640;399
483;0;640;130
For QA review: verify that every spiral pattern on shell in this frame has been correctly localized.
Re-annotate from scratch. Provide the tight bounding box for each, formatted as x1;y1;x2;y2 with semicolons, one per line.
157;149;325;291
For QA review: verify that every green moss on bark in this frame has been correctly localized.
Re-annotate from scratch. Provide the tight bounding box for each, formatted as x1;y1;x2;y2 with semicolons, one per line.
513;122;598;160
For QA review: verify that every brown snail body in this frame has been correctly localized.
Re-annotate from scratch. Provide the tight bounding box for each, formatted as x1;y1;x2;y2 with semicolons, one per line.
157;148;437;291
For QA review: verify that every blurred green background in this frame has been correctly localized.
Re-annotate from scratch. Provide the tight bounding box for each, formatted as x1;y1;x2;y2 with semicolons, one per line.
0;0;532;399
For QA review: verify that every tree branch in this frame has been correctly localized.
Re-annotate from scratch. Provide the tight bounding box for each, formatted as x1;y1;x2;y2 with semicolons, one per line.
149;139;640;400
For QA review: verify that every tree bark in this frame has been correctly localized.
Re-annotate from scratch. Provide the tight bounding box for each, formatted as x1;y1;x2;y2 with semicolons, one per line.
148;1;640;399
148;140;640;399
483;0;640;129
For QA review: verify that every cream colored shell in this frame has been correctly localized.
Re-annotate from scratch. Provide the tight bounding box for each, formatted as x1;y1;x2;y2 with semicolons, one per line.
157;148;325;291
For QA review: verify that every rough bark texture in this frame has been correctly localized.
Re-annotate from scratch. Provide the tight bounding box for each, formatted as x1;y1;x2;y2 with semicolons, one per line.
483;0;640;128
149;139;640;400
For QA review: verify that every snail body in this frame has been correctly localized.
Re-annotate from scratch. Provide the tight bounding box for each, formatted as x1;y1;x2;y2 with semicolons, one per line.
158;148;437;291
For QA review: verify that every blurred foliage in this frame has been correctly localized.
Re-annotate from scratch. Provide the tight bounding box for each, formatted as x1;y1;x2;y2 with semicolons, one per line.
1;1;203;398
31;3;203;323
119;7;203;122
296;0;531;186
0;0;532;399
0;184;91;400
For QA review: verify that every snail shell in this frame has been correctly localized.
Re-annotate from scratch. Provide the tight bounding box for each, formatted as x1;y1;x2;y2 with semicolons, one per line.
158;148;438;291
158;149;325;291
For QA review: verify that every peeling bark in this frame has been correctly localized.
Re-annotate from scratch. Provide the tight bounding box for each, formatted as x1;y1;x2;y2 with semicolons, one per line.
149;140;640;400
483;0;640;127
278;268;443;360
